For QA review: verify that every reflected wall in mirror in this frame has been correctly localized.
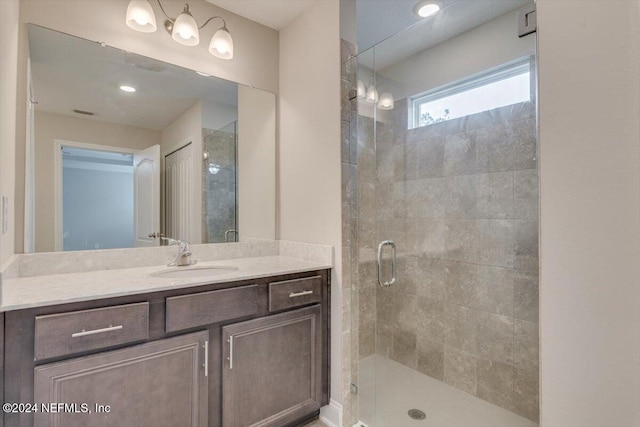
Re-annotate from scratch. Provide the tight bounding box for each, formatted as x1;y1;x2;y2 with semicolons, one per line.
26;25;276;253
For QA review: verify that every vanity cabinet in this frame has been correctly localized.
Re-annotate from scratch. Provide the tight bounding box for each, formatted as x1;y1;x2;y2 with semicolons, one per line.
222;305;321;427
3;270;330;427
33;331;209;427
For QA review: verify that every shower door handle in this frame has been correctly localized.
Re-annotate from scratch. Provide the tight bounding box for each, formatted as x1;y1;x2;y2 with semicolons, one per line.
377;240;397;288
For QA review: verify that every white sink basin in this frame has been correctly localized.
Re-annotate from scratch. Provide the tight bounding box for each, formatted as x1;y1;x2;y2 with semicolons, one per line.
150;266;238;279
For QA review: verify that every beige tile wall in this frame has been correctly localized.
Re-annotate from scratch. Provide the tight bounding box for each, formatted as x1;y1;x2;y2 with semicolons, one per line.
355;96;539;422
340;39;358;427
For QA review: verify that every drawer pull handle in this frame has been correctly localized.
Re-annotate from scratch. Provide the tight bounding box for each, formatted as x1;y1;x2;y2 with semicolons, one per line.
71;325;123;338
289;290;313;298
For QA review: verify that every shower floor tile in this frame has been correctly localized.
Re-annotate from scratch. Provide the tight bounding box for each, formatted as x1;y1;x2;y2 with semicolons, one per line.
356;355;537;427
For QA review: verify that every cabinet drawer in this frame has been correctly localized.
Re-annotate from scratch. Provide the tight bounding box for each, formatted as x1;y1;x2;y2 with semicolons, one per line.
166;285;258;333
34;302;149;361
269;276;322;312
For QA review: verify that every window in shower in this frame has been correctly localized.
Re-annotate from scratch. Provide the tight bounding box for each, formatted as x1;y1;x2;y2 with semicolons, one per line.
409;58;531;128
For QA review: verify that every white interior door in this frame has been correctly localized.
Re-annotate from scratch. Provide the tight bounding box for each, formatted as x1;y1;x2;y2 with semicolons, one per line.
164;144;192;242
134;145;160;247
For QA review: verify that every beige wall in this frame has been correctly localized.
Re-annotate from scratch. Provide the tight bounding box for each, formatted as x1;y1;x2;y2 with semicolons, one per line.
33;111;160;252
13;0;279;254
202;100;238;132
279;0;343;419
538;1;640;425
160;101;203;244
19;0;279;93
0;0;20;267
238;86;276;240
378;8;536;100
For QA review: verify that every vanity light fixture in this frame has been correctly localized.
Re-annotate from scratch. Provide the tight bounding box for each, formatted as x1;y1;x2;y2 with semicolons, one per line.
357;80;366;99
378;92;395;110
119;85;137;93
413;0;441;18
125;0;234;60
357;80;394;110
366;84;379;104
126;0;157;32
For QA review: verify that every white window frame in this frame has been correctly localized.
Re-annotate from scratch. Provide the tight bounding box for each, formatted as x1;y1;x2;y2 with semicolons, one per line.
408;57;532;129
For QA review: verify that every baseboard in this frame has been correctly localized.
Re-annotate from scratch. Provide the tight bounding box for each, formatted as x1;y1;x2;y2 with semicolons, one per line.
319;399;342;427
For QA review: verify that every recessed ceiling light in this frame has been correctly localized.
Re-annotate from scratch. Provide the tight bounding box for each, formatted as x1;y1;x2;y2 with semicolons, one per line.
196;71;212;77
119;85;136;93
413;0;441;18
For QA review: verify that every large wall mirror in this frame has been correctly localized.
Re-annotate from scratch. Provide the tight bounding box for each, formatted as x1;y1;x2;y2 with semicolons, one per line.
25;25;276;253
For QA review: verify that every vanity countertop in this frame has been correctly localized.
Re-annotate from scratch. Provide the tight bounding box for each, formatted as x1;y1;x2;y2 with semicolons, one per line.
0;256;331;312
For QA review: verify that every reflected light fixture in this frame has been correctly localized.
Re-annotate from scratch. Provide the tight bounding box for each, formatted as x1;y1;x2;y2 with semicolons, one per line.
357;80;366;99
378;92;395;110
413;0;441;18
366;82;378;104
119;85;137;93
126;0;234;60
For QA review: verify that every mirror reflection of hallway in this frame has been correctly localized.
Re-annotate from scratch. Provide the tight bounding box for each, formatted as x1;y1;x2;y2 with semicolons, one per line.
56;142;160;251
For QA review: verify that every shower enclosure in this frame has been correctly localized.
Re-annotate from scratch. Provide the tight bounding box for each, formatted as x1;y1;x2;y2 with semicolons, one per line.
345;2;539;426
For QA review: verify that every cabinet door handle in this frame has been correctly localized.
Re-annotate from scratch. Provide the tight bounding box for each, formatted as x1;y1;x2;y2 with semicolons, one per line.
203;340;209;377
289;290;313;298
71;325;123;338
227;335;234;370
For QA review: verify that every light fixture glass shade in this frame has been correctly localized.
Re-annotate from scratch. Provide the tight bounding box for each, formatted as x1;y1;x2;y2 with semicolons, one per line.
413;0;441;18
209;27;234;59
126;0;157;33
357;80;366;99
366;84;379;104
172;11;200;46
378;92;395;110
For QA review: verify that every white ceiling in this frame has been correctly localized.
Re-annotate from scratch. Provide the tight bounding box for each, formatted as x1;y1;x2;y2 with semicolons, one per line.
29;25;238;131
206;0;317;30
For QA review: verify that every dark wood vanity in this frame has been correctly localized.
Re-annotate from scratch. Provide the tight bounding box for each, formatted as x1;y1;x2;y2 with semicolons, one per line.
1;269;330;427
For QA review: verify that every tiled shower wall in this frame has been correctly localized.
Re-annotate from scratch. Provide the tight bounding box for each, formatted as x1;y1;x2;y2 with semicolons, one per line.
202;124;237;243
355;93;540;422
340;39;359;427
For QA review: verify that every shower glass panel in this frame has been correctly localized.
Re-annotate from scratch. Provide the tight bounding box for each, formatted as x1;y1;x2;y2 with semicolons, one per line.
350;2;539;426
202;121;238;243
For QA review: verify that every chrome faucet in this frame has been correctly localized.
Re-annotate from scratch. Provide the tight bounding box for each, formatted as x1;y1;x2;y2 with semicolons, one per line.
158;237;197;267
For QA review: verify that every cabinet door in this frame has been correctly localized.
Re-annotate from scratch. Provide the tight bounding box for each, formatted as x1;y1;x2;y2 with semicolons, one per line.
222;305;321;427
34;331;209;427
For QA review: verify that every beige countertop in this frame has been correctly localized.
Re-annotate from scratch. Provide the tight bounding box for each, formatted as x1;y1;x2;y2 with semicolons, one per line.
1;256;331;312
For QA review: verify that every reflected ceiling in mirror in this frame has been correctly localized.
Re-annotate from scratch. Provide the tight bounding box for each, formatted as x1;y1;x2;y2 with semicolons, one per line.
27;25;276;253
29;25;238;130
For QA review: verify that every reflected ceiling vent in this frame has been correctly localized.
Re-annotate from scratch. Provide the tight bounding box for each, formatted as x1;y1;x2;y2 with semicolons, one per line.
73;109;95;116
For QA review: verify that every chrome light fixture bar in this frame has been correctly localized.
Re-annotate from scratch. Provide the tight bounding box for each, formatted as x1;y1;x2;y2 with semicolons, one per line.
126;0;234;60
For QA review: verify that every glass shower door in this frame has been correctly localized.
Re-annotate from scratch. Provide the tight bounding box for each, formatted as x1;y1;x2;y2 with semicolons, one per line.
350;2;540;426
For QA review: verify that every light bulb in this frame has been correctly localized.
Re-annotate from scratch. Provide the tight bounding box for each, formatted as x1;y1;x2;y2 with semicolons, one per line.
366;84;378;104
126;0;157;33
178;27;192;40
209;27;234;60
